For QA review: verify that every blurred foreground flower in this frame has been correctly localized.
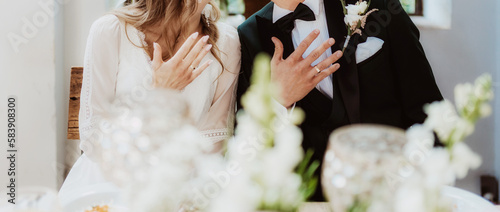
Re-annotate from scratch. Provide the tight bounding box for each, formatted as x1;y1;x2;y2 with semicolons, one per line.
209;54;316;212
98;90;223;212
323;74;494;212
397;73;494;212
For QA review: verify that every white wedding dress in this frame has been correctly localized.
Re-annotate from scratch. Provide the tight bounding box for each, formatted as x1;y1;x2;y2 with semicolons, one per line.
58;15;241;205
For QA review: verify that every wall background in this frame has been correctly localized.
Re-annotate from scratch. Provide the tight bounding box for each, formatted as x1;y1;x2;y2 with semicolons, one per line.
418;0;498;194
0;0;107;199
0;0;60;200
495;0;500;194
0;0;498;199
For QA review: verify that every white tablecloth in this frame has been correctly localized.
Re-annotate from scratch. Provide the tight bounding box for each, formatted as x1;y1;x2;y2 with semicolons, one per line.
296;203;500;212
298;203;331;212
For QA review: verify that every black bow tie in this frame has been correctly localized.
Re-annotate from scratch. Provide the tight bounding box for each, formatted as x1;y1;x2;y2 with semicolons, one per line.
274;3;316;34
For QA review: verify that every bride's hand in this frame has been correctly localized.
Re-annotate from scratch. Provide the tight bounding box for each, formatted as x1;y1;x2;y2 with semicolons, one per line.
152;32;213;90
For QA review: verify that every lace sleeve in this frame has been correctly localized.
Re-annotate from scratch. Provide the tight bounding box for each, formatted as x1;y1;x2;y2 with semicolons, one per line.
79;15;121;160
199;23;240;145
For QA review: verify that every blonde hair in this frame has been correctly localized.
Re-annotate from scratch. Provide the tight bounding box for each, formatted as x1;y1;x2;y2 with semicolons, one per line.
112;0;224;71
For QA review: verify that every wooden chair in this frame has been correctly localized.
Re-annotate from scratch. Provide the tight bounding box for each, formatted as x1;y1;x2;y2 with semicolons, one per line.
67;67;83;140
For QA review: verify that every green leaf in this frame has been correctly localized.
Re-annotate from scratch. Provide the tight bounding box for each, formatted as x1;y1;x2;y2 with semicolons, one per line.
347;198;370;212
304;177;318;199
297;149;320;200
340;0;347;14
304;161;320;181
297;149;314;176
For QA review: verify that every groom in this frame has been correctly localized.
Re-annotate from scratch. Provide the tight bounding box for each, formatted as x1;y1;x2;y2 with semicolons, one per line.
236;0;443;200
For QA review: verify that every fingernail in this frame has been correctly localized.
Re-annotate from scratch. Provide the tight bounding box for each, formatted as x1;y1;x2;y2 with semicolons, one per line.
334;63;340;68
208;60;213;65
205;44;213;51
202;35;209;42
336;51;343;57
314;29;320;34
153;42;158;48
329;38;335;45
271;37;276;42
191;32;199;39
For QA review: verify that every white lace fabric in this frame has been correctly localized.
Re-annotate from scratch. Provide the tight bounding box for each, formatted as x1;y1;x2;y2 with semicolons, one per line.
201;128;230;143
78;15;241;159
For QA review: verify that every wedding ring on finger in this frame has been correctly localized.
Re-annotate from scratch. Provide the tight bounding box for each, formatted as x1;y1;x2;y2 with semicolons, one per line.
190;65;197;71
314;66;322;74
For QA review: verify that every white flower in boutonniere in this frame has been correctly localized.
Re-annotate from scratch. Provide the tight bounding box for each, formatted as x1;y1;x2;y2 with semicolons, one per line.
346;1;368;15
340;0;379;52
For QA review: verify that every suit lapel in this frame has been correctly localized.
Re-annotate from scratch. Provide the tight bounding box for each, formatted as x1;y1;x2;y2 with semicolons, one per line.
324;0;361;123
323;0;346;54
256;2;295;59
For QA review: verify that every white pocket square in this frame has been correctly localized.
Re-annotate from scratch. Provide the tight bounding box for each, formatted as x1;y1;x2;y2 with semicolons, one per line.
356;37;384;64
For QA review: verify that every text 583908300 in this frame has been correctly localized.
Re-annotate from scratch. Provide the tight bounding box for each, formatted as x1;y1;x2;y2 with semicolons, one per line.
6;97;17;204
7;98;16;149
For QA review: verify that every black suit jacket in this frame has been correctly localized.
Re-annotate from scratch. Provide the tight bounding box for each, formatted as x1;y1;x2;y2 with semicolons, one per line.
236;0;443;201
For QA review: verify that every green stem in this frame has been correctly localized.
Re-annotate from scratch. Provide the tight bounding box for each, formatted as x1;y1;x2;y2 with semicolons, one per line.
340;0;347;14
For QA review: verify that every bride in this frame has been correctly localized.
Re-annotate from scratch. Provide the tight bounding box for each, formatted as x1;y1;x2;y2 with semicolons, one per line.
59;0;240;203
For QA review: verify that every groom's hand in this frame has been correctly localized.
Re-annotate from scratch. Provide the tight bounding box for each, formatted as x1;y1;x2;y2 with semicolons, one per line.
270;30;343;108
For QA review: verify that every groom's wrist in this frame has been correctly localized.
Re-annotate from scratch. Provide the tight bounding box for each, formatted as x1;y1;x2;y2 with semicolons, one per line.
274;90;294;108
280;99;294;109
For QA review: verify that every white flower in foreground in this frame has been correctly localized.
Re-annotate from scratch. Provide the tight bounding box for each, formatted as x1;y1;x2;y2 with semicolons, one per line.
424;100;474;143
454;83;474;113
100;91;222;212
450;142;482;179
394;178;426;212
424;100;456;137
404;124;434;163
243;90;273;123
367;200;391;212
217;54;307;212
280;174;303;206
480;104;493;117
474;74;494;100
274;124;304;170
421;148;455;186
398;74;493;212
261;150;292;187
255;122;304;205
208;175;260;212
455;74;494;121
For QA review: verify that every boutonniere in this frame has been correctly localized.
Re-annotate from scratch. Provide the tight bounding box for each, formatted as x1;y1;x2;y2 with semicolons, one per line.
340;0;379;52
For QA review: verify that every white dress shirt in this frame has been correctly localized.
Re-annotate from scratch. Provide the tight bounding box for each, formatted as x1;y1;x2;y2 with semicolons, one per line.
271;0;334;120
273;0;333;99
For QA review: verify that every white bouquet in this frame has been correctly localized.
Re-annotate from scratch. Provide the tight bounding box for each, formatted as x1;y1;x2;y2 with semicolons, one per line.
396;74;493;212
208;54;315;212
98;90;223;212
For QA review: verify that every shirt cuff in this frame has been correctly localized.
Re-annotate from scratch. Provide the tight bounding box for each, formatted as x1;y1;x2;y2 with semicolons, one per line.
272;98;296;121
